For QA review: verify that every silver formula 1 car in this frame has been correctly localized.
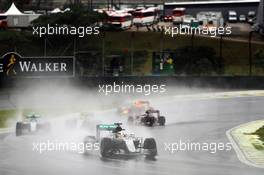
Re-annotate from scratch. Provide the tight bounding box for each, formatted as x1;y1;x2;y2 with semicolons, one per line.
16;113;51;136
84;123;157;158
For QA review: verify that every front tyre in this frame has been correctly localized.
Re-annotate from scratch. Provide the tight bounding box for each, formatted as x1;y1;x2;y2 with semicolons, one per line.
100;138;113;158
158;116;166;126
143;138;157;158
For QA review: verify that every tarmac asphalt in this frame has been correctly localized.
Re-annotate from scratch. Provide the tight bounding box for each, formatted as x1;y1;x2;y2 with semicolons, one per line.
0;94;264;175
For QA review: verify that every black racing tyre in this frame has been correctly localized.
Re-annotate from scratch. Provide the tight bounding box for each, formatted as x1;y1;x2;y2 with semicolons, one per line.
144;117;155;127
149;117;155;126
140;117;145;123
158;116;166;126
100;138;113;158
143;138;157;157
133;140;140;149
16;122;23;136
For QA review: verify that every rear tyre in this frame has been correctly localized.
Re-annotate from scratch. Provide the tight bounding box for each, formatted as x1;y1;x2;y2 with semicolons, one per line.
100;138;113;158
16;122;24;136
143;138;157;158
158;116;166;126
144;117;155;127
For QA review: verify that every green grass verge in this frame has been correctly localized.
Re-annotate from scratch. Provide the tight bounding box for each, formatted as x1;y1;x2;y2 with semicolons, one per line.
1;30;264;75
252;125;264;150
0;109;18;128
253;125;264;142
0;109;51;128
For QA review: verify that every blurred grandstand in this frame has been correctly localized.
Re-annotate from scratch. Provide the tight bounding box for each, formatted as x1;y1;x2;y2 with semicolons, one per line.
0;1;194;11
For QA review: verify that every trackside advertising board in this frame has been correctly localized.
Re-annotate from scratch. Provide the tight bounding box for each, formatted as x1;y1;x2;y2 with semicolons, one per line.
0;52;75;78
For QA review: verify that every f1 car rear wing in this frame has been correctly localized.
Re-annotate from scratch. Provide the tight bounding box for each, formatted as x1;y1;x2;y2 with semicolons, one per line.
146;109;160;115
97;124;117;131
134;100;150;107
96;124;119;140
25;114;41;121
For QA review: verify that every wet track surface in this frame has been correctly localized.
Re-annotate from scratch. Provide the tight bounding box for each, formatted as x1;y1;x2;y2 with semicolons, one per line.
0;96;264;175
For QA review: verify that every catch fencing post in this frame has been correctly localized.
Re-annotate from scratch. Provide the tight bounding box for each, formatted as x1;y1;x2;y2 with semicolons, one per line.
219;34;223;74
44;36;47;57
248;31;253;76
131;32;135;75
102;32;106;76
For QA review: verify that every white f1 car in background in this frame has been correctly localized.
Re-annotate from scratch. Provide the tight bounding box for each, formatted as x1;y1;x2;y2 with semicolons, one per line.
16;113;51;136
65;112;96;130
84;123;158;159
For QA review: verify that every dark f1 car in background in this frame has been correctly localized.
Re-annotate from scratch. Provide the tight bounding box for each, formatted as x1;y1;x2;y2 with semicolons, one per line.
117;100;151;117
84;123;158;158
128;109;166;127
16;113;51;136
